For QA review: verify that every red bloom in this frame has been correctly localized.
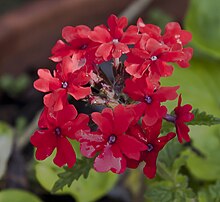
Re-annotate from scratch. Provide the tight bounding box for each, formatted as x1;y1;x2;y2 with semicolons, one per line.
125;37;187;80
174;95;194;143
89;14;139;61
127;121;176;178
34;56;91;111
30;105;90;168
123;76;179;126
162;22;192;50
50;25;101;66
76;105;147;174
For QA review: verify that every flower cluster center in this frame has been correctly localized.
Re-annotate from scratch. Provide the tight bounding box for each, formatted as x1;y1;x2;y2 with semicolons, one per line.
151;56;158;61
80;44;88;50
145;96;152;104
55;127;61;136
147;143;154;152
62;81;68;89
108;135;117;144
112;39;119;44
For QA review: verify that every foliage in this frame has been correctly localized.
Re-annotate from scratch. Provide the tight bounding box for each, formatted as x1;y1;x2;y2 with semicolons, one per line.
0;189;42;202
35;153;118;202
0;122;13;179
185;0;220;58
52;157;94;193
189;109;220;126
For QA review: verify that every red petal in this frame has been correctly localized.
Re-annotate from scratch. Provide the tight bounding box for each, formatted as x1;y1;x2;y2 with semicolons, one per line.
95;43;113;61
112;43;129;58
43;89;67;111
65;113;90;139
94;145;126;174
68;85;91;100
154;86;179;102
113;105;133;135
143;151;158;179
56;104;78;126
89;26;111;43
118;135;147;160
91;112;113;135
34;69;60;92
123;78;145;101
53;137;76;168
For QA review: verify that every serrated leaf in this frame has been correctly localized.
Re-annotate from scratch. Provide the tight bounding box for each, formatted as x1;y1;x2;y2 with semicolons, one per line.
158;139;183;169
145;181;174;202
189;109;220;126
35;153;118;202
198;180;220;202
208;180;220;200
145;179;196;202
52;157;94;193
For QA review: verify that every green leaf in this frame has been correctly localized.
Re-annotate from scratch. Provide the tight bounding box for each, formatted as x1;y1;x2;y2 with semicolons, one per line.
0;74;30;97
208;180;220;200
0;122;14;179
35;153;118;202
185;0;220;58
198;181;220;202
145;178;196;202
161;120;175;134
183;124;220;181
0;189;42;202
158;139;183;169
145;181;174;202
161;57;220;181
52;157;94;193
189;109;220;126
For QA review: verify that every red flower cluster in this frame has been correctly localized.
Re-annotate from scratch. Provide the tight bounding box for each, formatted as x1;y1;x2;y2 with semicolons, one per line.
31;14;194;178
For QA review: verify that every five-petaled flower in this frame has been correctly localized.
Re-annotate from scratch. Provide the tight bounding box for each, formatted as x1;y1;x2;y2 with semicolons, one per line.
123;76;179;126
34;56;91;111
89;14;139;61
30;105;89;167
76;104;147;174
127;120;176;178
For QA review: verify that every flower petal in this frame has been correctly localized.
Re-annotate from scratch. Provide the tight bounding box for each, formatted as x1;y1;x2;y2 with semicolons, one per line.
53;137;76;168
94;145;126;174
118;135;147;160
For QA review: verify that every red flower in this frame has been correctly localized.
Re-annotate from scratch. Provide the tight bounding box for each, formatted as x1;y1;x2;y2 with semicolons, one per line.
174;94;194;143
30;105;90;168
162;22;192;50
125;37;187;80
123;76;179;126
76;105;147;174
89;14;139;61
50;25;101;66
34;56;91;111
127;121;176;178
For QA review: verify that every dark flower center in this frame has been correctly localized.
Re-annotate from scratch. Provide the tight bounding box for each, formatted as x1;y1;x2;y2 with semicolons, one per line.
62;81;68;89
79;44;88;50
150;55;157;61
147;143;154;152
145;96;152;104
164;114;176;123
55;127;61;136
108;135;117;144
